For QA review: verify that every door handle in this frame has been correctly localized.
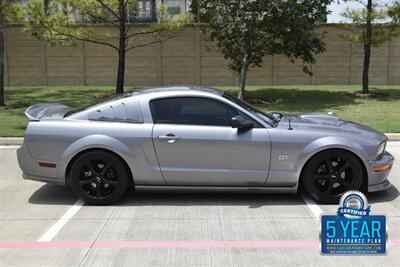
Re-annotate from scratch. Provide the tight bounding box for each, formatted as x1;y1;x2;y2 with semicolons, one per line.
158;134;180;143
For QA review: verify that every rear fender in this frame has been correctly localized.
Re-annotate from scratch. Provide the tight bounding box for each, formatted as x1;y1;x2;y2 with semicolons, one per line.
56;134;135;180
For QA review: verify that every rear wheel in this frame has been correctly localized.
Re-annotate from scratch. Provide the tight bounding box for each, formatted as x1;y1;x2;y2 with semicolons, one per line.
70;150;130;205
302;149;364;204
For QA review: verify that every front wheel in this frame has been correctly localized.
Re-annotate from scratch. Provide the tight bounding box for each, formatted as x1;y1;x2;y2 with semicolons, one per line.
302;149;365;204
69;150;130;205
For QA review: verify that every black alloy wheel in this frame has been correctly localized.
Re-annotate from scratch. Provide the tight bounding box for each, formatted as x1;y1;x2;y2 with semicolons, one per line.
70;150;130;205
302;149;364;204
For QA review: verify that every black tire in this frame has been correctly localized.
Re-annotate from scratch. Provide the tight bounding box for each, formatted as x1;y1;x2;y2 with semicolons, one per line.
302;149;364;204
69;150;130;205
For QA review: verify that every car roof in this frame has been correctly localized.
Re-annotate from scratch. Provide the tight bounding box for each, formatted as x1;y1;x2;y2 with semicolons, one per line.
130;86;224;97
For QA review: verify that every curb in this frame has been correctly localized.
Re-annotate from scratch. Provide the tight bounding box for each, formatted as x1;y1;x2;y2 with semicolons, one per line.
0;138;24;146
386;134;400;142
1;134;400;146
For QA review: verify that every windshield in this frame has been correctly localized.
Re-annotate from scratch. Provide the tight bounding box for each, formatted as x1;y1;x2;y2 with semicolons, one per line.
64;91;134;117
223;93;277;127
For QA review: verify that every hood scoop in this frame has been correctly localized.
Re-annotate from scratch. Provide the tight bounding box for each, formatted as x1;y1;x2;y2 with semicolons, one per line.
288;113;347;127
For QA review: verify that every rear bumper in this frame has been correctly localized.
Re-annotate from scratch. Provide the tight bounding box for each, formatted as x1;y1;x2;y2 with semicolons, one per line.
367;152;394;192
22;174;65;185
17;142;63;185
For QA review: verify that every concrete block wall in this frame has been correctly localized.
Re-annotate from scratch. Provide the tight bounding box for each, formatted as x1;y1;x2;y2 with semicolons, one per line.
4;25;400;86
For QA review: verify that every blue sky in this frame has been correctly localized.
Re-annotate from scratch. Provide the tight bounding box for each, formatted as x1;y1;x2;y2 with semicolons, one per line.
327;0;396;22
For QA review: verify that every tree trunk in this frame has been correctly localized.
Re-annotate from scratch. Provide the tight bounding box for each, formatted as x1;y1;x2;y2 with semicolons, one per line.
238;54;249;100
0;6;5;107
116;48;126;94
44;0;51;15
115;0;127;95
363;0;373;95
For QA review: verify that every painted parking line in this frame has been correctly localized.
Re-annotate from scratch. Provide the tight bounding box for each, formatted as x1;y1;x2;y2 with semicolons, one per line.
2;240;400;250
301;193;323;219
0;240;319;249
0;146;20;149
37;199;84;242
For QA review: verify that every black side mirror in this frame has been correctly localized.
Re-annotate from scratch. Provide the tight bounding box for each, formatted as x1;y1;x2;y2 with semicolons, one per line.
230;115;254;130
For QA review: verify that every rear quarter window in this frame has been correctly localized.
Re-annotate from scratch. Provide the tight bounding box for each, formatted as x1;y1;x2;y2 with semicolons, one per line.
87;98;143;123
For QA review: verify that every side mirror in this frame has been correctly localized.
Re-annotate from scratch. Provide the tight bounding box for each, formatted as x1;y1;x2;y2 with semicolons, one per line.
271;112;283;121
230;115;254;130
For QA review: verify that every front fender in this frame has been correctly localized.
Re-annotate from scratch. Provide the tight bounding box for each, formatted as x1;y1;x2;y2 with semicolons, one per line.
56;134;135;180
294;136;369;178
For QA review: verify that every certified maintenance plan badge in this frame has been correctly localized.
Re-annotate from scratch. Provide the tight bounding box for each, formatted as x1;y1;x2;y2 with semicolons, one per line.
320;191;387;255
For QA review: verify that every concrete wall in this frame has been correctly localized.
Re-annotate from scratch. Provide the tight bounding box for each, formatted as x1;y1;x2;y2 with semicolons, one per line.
4;25;400;86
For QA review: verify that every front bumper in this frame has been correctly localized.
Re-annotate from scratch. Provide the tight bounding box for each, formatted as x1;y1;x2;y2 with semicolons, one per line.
367;151;394;192
368;179;391;192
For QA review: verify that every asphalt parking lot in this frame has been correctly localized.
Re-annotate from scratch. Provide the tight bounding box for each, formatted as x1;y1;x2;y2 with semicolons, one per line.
1;142;399;266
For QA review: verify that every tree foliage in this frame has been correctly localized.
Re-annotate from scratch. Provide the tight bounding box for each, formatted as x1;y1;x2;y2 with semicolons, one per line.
1;0;20;18
341;2;399;46
340;0;400;94
388;1;400;22
198;0;332;99
1;0;21;107
22;0;192;94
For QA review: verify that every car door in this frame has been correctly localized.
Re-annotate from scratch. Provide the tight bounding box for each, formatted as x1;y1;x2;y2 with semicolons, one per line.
150;96;271;186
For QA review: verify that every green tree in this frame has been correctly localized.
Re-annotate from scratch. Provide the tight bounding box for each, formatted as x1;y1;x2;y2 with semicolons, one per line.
190;0;208;23
388;1;400;22
189;0;199;22
23;0;191;94
199;0;332;99
0;0;19;106
341;0;400;94
43;0;51;13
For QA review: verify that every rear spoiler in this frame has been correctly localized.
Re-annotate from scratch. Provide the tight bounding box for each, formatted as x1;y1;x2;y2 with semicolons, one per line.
25;103;71;121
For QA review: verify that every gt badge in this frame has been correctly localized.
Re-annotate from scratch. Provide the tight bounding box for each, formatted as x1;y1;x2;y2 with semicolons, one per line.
278;155;289;160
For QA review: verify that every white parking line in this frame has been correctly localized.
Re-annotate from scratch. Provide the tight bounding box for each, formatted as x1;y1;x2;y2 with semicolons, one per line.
37;199;84;242
301;193;322;219
0;146;20;149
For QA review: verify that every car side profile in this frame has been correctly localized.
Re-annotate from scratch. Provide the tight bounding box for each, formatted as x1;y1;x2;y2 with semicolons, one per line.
17;86;394;205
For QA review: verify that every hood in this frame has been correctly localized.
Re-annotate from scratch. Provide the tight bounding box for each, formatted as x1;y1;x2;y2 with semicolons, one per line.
281;113;387;143
25;103;73;121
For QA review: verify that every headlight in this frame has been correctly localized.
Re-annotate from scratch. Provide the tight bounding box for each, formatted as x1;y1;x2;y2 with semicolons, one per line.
377;141;386;159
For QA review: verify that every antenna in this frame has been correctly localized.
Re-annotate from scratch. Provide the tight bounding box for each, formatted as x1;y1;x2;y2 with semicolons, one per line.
288;119;293;130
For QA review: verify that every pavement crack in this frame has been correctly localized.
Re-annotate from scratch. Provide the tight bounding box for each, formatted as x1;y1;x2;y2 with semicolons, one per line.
77;206;117;267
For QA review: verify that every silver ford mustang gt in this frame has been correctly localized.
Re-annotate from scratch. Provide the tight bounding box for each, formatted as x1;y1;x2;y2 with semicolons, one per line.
17;86;394;205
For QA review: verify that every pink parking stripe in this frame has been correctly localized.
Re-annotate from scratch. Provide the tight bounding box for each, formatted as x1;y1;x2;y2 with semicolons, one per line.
390;240;400;246
93;240;319;249
1;240;399;250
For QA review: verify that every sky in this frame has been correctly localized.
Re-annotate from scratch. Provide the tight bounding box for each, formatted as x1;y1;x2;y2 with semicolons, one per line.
327;0;396;22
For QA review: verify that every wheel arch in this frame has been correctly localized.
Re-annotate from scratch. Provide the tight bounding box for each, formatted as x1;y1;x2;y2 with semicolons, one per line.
298;147;368;192
58;135;136;187
65;147;134;188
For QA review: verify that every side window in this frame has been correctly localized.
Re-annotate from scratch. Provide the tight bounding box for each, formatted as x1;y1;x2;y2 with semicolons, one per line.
150;97;258;127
